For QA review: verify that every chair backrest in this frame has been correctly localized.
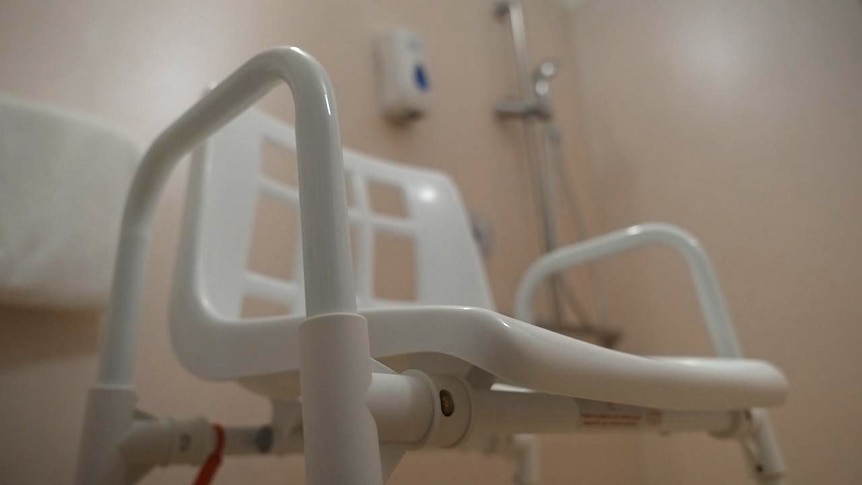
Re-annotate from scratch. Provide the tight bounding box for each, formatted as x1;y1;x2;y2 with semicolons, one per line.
177;106;494;328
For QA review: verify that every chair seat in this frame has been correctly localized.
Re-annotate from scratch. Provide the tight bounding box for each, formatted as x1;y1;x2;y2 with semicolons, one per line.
238;306;787;411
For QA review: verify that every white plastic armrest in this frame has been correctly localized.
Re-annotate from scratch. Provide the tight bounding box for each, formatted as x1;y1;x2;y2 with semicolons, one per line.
514;223;742;358
514;223;788;483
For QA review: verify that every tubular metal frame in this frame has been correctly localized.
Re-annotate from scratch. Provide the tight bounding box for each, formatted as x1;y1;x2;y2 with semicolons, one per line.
75;46;383;485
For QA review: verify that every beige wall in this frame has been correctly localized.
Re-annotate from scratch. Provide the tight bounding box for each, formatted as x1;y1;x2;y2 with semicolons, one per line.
568;0;862;483
5;0;854;483
0;0;628;483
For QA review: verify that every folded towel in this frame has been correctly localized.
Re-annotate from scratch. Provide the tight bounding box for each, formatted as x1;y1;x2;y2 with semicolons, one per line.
0;94;139;310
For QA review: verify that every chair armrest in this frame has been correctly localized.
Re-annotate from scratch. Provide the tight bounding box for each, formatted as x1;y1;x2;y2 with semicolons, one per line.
514;223;742;358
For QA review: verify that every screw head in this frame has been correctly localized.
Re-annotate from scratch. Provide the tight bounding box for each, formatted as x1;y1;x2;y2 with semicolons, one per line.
439;389;455;417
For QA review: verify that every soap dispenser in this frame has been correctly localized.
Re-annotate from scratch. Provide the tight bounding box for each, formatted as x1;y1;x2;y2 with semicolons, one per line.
374;29;431;122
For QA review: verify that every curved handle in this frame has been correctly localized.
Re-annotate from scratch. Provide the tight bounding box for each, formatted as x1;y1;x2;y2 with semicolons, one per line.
84;47;381;485
514;223;742;358
98;46;354;386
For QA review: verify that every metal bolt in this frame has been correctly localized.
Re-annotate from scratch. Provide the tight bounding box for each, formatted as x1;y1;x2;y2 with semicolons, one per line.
439;389;455;417
256;426;274;453
178;433;191;452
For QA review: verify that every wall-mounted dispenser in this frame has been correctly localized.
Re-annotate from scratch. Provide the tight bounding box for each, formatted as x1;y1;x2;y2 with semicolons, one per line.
374;29;430;122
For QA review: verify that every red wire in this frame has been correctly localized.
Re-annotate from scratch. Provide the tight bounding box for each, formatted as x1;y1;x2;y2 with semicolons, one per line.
193;424;226;485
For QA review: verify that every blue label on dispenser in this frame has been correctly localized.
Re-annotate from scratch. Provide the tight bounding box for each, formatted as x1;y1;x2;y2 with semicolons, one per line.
414;65;429;91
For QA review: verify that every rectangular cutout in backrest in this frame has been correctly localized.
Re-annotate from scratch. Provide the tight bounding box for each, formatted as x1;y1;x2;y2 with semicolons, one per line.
368;180;408;218
373;230;417;302
240;295;292;318
247;192;300;283
260;138;298;188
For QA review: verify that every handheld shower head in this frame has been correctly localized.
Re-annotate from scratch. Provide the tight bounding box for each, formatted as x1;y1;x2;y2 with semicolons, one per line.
493;0;515;18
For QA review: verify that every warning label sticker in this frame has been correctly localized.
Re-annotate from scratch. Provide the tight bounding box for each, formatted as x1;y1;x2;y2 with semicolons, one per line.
576;399;663;428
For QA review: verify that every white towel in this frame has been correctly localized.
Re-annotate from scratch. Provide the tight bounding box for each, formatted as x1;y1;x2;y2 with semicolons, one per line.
0;94;139;310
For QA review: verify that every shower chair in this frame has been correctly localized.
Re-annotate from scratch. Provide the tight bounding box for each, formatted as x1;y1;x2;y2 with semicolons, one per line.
75;47;787;484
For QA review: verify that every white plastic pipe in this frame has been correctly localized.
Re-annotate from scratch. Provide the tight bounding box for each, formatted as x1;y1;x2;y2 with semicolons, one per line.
273;374;740;448
515;223;742;358
299;313;383;484
75;386;137;484
76;47;381;484
744;410;787;485
120;418;271;467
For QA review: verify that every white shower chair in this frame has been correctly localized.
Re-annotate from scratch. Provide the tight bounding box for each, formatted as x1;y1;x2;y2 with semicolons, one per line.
75;47;787;485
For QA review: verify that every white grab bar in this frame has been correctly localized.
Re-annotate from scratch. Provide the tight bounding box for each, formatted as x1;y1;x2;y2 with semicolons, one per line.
515;223;786;483
515;223;742;358
76;47;382;485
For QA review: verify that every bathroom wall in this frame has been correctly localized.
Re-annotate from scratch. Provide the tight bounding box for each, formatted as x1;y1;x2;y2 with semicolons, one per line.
0;1;636;483
568;0;862;483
